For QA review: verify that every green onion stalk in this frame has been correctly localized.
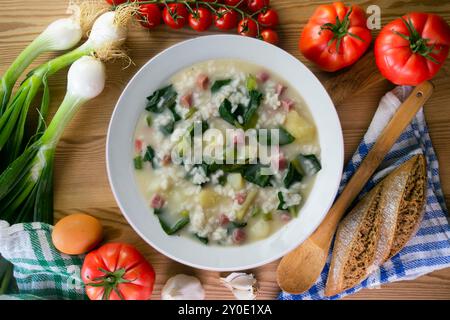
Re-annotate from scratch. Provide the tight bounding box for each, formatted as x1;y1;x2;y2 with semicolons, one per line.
0;10;128;168
0;56;106;225
0;7;85;298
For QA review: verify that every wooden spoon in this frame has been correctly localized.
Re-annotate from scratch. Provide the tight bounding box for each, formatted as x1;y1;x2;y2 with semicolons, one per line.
277;81;434;295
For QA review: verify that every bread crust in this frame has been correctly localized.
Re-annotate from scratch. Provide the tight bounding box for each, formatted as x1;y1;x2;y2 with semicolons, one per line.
325;184;384;296
388;155;426;258
371;159;414;267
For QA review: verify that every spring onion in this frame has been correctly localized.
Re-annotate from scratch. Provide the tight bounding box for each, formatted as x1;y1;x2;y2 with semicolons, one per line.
0;10;129;166
0;56;106;225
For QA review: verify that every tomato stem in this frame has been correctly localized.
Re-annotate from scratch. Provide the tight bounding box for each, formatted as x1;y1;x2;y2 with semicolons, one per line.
86;267;134;300
319;7;364;54
392;17;440;64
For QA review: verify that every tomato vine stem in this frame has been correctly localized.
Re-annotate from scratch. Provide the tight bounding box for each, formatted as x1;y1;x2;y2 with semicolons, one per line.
112;0;263;37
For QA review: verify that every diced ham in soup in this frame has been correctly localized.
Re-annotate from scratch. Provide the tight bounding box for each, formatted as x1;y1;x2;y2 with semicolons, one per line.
256;71;269;83
180;93;193;108
197;74;209;90
150;194;165;209
281;98;295;111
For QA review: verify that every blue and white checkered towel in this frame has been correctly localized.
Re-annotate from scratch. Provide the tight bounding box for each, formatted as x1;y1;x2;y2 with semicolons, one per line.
279;85;450;300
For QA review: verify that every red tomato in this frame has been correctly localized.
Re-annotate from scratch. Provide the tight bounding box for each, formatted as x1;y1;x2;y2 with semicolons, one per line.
162;3;188;29
238;18;258;37
261;28;279;45
375;12;450;85
81;243;155;300
214;8;239;30
258;8;279;28
247;0;269;13
299;2;372;72
138;4;161;29
189;7;213;32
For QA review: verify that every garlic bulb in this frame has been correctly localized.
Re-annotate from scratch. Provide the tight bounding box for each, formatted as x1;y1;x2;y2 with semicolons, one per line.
161;274;205;300
220;272;258;300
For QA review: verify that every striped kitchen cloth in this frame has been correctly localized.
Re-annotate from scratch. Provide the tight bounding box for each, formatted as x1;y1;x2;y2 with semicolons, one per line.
279;85;450;300
0;221;87;300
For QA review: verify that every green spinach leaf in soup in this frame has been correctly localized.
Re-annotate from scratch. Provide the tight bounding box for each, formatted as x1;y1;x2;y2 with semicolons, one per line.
243;164;271;187
159;120;175;136
143;145;159;168
292;154;322;177
243;90;263;129
219;99;240;127
158;216;190;235
283;162;304;188
194;234;209;244
211;79;232;94
257;126;295;146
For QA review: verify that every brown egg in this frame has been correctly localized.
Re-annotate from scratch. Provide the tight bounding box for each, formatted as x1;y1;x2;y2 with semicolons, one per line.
52;213;103;255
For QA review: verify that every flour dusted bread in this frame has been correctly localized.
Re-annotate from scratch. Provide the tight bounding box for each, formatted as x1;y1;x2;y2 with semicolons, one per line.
388;155;426;257
373;155;427;266
325;155;426;296
324;183;385;296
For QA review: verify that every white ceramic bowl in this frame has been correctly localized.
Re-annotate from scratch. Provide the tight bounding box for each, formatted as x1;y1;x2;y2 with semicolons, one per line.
106;35;343;271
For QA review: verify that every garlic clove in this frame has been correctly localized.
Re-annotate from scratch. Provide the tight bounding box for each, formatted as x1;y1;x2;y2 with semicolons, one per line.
220;272;258;300
161;274;205;300
225;273;257;290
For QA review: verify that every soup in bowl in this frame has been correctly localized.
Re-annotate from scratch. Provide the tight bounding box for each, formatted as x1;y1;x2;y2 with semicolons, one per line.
133;59;321;246
107;35;343;270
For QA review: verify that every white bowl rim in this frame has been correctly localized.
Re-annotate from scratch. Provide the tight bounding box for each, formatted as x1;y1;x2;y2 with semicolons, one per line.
106;34;344;271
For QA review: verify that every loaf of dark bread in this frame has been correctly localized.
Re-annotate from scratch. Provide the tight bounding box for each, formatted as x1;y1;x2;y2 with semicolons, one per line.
325;155;426;296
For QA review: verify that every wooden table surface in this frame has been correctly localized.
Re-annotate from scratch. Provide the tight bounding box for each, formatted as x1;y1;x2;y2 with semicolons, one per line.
1;0;450;300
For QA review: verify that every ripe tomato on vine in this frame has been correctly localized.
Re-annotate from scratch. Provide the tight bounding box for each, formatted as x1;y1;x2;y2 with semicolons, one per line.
106;0;281;46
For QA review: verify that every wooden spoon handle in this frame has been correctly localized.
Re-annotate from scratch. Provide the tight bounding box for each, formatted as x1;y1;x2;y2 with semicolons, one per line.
312;81;434;247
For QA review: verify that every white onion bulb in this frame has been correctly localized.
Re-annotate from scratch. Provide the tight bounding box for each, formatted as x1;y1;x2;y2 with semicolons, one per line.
86;11;127;50
42;18;83;51
67;56;106;100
